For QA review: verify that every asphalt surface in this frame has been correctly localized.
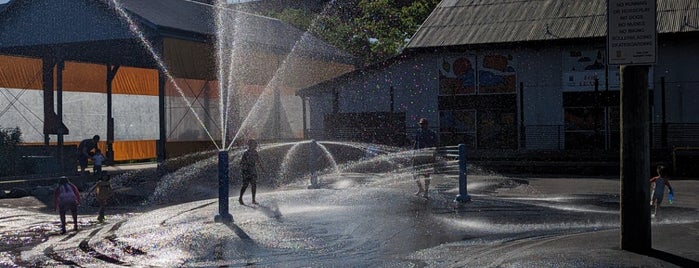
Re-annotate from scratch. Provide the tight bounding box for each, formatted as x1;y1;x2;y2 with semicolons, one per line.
1;161;698;267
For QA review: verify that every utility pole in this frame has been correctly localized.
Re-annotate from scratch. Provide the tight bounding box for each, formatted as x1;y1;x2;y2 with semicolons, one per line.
620;65;651;253
608;0;656;254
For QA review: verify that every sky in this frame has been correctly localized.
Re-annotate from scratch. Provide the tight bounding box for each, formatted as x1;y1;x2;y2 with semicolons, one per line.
0;0;259;4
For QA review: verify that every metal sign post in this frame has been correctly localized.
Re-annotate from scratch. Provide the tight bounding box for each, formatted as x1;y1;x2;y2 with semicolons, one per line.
608;0;656;253
608;0;657;65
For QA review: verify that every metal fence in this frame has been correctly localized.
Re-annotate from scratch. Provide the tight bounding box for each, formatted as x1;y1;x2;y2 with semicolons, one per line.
524;123;699;151
311;123;699;152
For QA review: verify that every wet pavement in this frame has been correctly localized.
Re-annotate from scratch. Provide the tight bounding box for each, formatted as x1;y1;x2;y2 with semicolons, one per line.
1;158;698;267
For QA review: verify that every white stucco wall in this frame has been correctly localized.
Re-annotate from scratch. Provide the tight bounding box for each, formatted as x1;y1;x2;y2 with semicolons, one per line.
0;89;212;143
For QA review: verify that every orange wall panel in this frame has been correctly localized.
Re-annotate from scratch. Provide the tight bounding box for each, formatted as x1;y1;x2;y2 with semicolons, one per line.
112;140;156;161
0;55;43;89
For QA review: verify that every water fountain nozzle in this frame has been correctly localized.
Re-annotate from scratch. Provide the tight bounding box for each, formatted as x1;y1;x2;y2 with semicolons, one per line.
455;144;471;203
215;150;233;222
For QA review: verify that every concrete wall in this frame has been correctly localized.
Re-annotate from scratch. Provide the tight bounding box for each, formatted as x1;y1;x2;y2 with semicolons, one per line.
0;88;171;143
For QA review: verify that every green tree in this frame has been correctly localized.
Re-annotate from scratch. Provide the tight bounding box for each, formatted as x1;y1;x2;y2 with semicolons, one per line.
259;0;440;66
265;8;316;31
0;127;22;177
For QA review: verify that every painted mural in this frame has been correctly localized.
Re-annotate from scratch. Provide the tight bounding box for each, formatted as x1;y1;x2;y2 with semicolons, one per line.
439;56;476;95
478;54;517;93
563;49;619;91
439;54;517;95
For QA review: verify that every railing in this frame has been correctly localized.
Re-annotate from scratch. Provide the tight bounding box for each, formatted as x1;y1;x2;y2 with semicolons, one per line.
652;123;699;148
523;125;565;150
524;123;699;151
309;123;699;151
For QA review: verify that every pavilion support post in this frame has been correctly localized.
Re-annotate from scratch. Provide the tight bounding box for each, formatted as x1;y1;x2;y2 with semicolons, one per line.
42;58;56;147
56;61;65;170
106;64;120;166
301;96;307;139
157;70;167;174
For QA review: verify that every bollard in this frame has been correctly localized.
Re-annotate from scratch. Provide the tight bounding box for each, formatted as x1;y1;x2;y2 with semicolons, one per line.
455;144;471;203
215;150;233;222
308;140;319;189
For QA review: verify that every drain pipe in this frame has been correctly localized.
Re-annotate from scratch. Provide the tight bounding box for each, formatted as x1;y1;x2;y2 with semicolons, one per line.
215;150;233;222
455;144;471;203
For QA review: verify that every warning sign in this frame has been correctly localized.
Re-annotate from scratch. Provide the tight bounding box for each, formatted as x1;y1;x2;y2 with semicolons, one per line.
607;0;657;65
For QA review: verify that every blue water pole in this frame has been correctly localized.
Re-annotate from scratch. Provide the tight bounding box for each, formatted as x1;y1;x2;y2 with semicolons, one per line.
455;144;471;203
215;150;233;222
308;140;319;189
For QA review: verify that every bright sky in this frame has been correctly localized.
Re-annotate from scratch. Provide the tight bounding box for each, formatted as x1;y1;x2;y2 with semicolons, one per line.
0;0;259;4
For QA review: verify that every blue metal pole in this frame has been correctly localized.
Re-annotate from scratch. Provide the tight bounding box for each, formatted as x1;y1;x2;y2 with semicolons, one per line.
215;150;233;222
309;140;319;189
455;144;471;202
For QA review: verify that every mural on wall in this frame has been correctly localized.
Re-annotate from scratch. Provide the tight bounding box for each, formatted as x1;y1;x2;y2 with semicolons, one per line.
439;56;476;95
478;54;517;93
563;49;619;91
439;54;517;95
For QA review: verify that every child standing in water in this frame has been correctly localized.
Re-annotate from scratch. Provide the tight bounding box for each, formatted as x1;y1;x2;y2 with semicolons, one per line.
650;164;674;219
239;139;265;205
92;149;105;176
89;172;113;223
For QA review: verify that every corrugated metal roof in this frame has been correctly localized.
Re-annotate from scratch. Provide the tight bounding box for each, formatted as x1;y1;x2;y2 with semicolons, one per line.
408;0;699;48
117;0;354;63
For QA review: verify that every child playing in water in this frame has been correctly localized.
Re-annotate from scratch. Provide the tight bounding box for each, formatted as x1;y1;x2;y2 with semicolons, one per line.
650;164;673;219
92;149;105;176
239;139;265;205
89;172;113;223
54;176;81;234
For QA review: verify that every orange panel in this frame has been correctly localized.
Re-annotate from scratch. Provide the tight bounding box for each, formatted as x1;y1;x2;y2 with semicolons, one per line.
113;67;159;96
0;55;43;89
165;78;219;98
63;61;107;93
112;140;156;161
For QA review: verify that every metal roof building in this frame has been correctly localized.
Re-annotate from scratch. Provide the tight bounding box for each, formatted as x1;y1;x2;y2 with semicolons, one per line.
407;0;699;48
297;0;699;176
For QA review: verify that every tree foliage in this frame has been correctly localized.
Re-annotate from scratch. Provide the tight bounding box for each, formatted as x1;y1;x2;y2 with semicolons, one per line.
260;0;440;66
0;127;23;177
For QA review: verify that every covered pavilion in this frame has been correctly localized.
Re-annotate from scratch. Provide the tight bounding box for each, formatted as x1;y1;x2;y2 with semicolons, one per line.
0;0;355;171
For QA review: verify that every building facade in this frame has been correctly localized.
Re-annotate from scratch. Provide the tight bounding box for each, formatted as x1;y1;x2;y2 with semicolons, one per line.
298;0;699;171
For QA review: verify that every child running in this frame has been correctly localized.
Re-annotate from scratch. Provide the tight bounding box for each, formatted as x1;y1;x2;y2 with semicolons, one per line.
650;164;674;219
239;139;265;205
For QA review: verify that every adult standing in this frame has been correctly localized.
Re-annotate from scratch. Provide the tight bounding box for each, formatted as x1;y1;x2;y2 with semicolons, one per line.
77;135;100;175
413;118;438;199
53;176;81;234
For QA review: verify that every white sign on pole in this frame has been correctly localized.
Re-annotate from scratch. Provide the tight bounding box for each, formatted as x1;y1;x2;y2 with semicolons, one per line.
607;0;657;65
